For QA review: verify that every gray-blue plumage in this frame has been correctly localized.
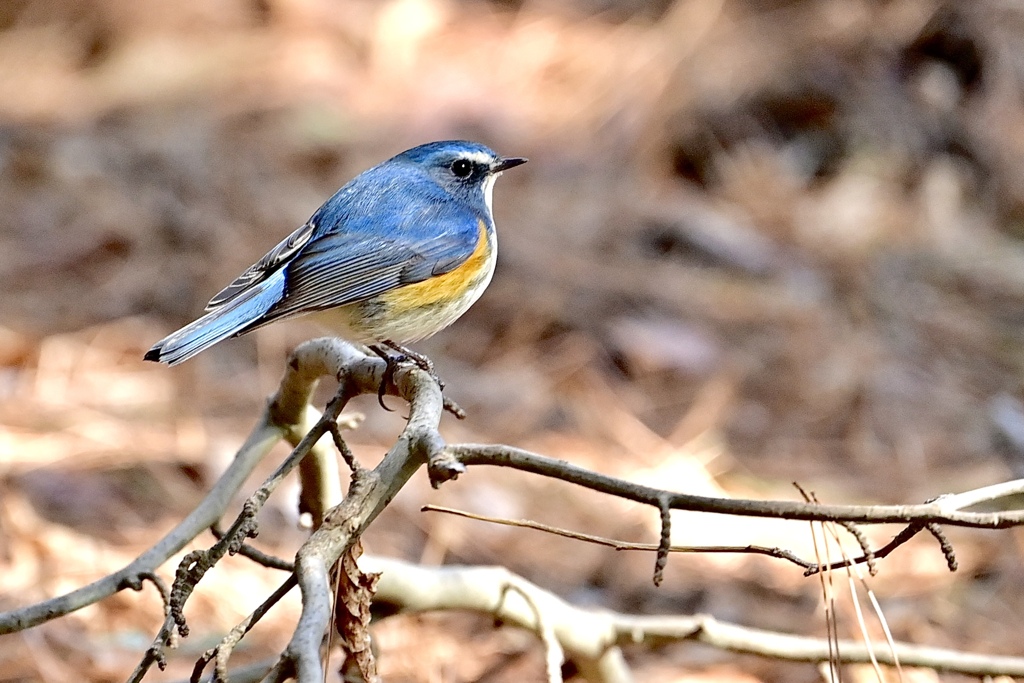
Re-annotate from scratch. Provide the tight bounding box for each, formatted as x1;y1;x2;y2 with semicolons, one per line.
145;140;526;365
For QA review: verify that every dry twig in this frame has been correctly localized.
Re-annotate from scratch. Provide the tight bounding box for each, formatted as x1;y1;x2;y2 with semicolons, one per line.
7;339;1024;682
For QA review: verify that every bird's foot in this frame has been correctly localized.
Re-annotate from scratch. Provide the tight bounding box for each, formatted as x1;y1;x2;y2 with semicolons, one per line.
369;342;462;418
379;340;441;387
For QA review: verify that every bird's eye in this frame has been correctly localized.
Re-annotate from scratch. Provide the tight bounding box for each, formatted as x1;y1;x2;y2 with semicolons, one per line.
451;159;473;178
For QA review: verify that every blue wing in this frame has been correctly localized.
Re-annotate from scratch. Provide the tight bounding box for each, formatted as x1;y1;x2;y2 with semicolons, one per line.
253;164;483;324
205;220;317;311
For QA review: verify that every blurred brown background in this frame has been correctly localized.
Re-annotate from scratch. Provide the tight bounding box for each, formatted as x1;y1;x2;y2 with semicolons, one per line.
2;0;1024;681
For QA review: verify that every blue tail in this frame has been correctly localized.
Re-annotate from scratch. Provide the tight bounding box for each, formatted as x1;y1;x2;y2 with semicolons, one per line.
144;271;286;365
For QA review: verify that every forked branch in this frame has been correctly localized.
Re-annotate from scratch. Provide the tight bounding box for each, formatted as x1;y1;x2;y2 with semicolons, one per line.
5;337;1024;683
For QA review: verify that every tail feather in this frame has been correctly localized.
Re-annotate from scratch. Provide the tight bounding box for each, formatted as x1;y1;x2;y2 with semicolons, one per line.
145;272;286;365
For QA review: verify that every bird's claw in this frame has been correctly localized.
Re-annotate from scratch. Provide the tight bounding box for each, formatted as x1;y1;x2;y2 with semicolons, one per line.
368;342;448;412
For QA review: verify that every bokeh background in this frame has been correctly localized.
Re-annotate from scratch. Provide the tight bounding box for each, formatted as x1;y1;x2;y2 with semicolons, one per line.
3;0;1024;680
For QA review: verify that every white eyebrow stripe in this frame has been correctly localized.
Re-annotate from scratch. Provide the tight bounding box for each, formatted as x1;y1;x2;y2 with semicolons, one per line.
460;151;495;166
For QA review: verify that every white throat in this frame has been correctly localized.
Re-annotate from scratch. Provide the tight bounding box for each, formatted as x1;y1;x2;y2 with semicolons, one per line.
482;173;497;215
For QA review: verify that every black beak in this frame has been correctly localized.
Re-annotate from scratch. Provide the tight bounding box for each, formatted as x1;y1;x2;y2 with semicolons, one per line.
493;156;528;173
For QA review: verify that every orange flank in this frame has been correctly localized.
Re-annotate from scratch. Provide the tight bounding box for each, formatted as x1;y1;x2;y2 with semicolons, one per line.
382;219;491;311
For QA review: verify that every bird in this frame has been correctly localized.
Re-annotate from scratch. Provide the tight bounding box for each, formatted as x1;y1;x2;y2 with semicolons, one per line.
144;140;527;367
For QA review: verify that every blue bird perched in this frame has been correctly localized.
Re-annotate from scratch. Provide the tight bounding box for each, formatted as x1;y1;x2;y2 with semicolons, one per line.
144;140;527;367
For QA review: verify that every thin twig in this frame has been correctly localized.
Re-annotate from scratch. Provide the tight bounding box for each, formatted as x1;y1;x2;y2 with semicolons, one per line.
925;523;957;571
420;504;818;568
653;496;671;586
836;521;875;576
127;616;177;683
211;524;294;572
191;576;298;683
121;572;177;683
328;420;362;474
804;523;923;576
0;420;284;635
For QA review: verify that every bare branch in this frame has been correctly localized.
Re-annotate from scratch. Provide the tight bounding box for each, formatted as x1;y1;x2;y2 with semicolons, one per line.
327;419;363;475
144;341;381;677
621;614;1024;676
172;658;276;683
364;556;1024;679
448;444;1024;528
928;478;1024;512
0;418;284;634
10;335;1024;682
266;338;449;681
363;557;632;683
170;511;259;638
2;339;379;638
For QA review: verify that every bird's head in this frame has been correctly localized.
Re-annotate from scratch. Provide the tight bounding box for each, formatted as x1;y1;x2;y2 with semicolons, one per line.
396;140;527;213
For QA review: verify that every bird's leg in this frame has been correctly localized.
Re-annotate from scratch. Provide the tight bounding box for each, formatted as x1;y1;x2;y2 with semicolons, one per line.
367;344;402;412
379;340;440;386
369;342;465;419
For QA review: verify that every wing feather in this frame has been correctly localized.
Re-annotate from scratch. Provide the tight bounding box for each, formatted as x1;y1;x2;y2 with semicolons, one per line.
205;221;317;311
261;218;479;323
202;161;485;328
